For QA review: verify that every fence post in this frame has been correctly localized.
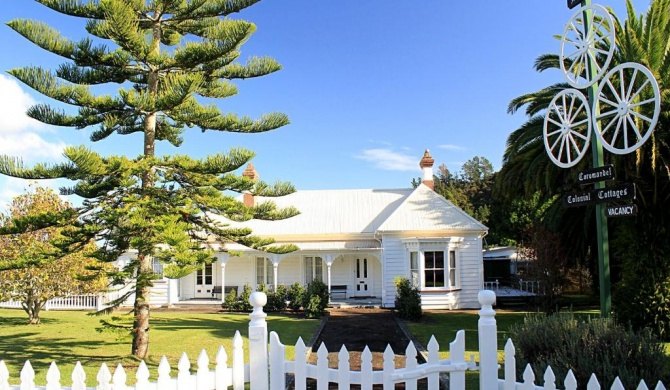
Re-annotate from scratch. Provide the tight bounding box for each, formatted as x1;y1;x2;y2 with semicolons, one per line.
96;294;104;312
249;291;268;390
478;290;498;390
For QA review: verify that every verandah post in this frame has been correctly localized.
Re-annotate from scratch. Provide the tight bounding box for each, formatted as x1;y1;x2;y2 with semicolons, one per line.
249;291;269;390
478;290;498;390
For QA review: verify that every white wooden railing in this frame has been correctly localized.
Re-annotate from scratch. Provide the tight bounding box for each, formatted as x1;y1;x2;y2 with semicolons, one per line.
0;295;104;311
0;291;666;390
518;279;544;294
483;279;499;291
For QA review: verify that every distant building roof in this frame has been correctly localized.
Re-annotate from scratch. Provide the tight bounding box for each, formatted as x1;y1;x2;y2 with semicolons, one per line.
483;246;519;260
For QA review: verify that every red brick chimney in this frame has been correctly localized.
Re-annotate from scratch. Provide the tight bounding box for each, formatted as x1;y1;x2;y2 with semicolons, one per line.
419;149;435;190
242;163;258;207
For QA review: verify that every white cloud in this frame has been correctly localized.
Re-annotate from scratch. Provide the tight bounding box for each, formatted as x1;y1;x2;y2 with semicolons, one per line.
0;74;66;161
356;148;417;171
0;178;27;212
0;74;43;133
439;144;466;151
0;133;66;160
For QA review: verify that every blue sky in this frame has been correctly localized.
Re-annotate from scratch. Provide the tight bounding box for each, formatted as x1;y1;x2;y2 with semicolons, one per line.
0;0;649;208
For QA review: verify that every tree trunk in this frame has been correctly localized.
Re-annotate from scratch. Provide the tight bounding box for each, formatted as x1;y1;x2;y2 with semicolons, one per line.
132;259;151;359
23;298;42;325
131;16;161;359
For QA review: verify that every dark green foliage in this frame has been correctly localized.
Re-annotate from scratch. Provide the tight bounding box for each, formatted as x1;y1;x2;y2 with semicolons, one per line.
394;277;422;321
220;283;252;312
238;284;253;312
265;284;288;312
612;211;670;340
510;313;669;389
287;282;305;312
304;295;324;319
222;288;238;312
302;280;329;318
615;276;670;340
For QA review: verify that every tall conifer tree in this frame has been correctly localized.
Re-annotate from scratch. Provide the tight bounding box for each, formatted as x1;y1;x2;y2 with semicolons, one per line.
0;0;298;358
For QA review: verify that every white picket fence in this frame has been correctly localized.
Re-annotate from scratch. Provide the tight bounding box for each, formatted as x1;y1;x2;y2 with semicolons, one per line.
0;295;104;311
0;290;666;390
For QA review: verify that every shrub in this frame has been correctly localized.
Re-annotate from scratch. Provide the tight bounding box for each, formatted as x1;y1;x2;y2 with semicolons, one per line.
509;313;669;389
287;282;305;312
394;277;422;320
266;284;288;312
238;284;253;312
222;288;238;312
303;280;329;318
304;295;323;319
614;272;670;341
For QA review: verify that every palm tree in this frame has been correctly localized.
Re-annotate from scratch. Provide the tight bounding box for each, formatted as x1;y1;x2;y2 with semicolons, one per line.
496;0;670;336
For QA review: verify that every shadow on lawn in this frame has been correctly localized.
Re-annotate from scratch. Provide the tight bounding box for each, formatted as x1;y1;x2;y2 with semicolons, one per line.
0;332;124;370
0;316;58;327
150;312;317;343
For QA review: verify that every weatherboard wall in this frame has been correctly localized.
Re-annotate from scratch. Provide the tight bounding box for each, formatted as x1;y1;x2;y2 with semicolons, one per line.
381;233;483;310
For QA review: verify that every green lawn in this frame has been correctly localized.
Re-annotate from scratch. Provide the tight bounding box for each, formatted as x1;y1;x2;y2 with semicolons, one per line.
0;308;321;387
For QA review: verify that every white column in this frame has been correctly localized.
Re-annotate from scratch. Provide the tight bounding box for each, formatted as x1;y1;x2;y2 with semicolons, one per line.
478;290;498;390
271;255;279;291
218;253;229;303
248;292;268;390
167;278;179;306
270;254;285;291
324;254;335;301
220;263;226;303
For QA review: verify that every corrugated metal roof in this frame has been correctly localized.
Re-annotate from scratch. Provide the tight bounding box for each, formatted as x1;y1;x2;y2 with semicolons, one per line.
210;185;487;237
211;188;412;235
377;184;487;232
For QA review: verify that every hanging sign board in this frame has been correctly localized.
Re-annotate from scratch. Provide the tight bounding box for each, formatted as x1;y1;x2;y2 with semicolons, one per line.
564;182;636;207
606;204;638;218
593;183;635;203
577;164;614;185
567;0;582;9
564;190;593;207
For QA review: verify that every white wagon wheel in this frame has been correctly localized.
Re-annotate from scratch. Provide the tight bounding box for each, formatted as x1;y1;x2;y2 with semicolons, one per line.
544;89;592;168
593;62;660;155
560;4;615;88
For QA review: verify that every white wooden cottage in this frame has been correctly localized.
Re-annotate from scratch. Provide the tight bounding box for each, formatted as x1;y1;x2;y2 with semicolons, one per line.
115;150;488;309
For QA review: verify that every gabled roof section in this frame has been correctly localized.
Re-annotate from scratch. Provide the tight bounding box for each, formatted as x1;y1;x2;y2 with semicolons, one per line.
210;185;487;238
377;184;488;233
211;188;413;236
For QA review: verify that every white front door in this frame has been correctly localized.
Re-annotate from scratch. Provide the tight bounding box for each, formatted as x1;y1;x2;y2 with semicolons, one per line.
195;263;214;298
354;257;371;297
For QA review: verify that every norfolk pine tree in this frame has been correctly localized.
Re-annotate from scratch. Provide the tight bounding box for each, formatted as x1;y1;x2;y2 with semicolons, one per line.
0;0;299;358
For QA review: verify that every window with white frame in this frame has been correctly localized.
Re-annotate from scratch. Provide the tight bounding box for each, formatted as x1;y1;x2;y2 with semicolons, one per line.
410;252;420;288
256;257;274;286
304;256;323;283
408;248;459;289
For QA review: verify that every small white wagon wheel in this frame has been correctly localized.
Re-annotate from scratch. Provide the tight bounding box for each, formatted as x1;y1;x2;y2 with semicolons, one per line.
593;62;660;155
560;4;615;88
544;89;592;168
